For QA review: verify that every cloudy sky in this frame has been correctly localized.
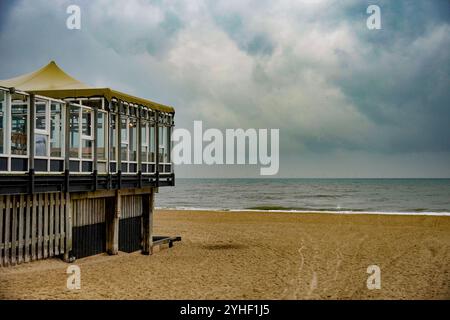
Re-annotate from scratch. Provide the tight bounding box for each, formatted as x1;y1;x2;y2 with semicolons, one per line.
0;0;449;178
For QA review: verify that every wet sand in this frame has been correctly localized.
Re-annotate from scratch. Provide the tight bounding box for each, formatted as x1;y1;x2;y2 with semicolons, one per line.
1;210;449;300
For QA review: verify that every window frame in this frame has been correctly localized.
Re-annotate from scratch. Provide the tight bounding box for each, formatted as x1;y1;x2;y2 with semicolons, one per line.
33;96;66;172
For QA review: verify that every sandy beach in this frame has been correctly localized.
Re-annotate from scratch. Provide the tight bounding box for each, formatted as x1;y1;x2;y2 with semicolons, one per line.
1;209;449;300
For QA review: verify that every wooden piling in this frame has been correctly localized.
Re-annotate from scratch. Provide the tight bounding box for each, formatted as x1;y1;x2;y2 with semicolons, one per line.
106;191;121;255
142;189;154;255
63;192;72;262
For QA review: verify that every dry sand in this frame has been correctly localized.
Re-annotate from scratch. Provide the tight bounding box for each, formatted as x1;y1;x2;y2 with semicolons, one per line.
1;210;449;300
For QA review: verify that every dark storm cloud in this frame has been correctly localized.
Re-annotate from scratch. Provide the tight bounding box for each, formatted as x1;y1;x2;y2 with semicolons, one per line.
331;0;450;153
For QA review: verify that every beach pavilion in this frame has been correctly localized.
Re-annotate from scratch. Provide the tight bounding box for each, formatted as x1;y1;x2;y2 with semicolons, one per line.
0;61;178;266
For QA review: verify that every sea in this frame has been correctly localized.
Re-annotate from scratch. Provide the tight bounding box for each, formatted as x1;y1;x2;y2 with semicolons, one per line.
156;178;450;216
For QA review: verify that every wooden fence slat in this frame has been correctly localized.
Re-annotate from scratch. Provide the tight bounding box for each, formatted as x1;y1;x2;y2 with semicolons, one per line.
64;193;72;260
80;200;83;227
18;195;24;264
11;196;17;266
0;196;4;267
4;195;11;266
49;193;54;257
55;194;60;255
43;193;48;259
24;195;31;263
31;194;37;261
82;200;85;226
37;194;43;260
72;200;76;227
60;193;65;254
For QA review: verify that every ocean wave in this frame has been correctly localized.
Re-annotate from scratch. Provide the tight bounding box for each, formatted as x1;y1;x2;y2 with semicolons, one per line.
156;206;450;216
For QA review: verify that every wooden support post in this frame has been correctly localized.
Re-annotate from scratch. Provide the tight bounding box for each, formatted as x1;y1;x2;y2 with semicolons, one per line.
0;196;3;266
63;192;72;262
142;189;154;255
106;190;121;255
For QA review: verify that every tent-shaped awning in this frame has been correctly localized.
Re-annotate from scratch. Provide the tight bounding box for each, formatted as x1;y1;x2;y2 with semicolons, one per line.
0;61;174;113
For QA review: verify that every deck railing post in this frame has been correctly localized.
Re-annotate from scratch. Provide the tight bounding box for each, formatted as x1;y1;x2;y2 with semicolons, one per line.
64;102;71;192
137;106;142;188
155;111;160;187
117;103;122;188
29;94;36;194
93;106;98;191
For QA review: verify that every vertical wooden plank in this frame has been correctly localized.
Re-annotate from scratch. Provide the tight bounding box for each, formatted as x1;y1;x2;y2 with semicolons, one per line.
72;200;75;228
79;200;82;227
11;196;18;266
63;192;72;262
31;194;37;261
93;199;96;224
18;195;24;264
4;195;11;266
24;195;31;263
0;196;4;267
49;193;54;257
37;193;43;260
54;193;60;255
43;193;49;258
60;192;65;254
85;199;88;257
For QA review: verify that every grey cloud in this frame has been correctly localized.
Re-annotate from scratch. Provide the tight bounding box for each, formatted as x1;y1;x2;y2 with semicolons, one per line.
0;0;449;177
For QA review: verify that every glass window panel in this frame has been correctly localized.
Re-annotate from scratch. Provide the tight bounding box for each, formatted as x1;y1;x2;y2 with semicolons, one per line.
141;122;147;145
97;112;107;160
158;127;164;163
82;108;92;136
11;103;28;155
141;146;148;163
0;91;5;154
70;105;80;158
97;162;107;173
110;114;116;161
35;134;48;157
165;126;170;163
129;119;137;162
50;103;63;157
82;139;93;159
121;116;127;142
35;102;47;131
149;126;155;162
121;143;128;161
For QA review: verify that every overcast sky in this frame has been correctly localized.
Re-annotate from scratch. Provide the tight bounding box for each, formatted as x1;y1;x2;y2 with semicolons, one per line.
0;0;449;178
